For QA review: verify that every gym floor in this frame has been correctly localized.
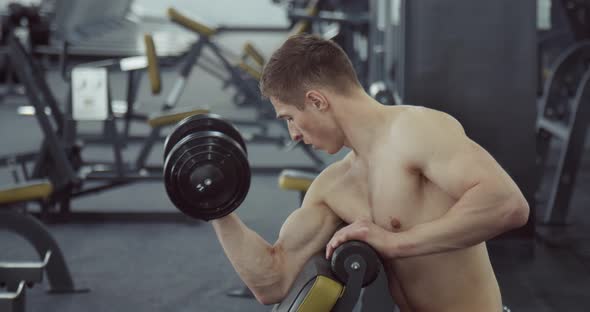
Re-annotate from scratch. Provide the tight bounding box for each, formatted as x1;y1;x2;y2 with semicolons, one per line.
2;1;590;311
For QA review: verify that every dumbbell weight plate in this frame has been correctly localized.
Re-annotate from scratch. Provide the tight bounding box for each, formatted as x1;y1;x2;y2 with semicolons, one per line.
163;113;247;162
164;130;251;221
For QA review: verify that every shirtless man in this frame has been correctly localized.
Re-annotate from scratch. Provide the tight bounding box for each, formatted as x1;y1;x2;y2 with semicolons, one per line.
211;34;530;311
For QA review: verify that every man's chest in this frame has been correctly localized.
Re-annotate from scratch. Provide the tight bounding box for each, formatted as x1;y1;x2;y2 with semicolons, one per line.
323;155;425;231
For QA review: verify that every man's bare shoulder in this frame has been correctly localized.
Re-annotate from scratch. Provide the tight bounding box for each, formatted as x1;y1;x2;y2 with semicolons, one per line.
315;153;353;185
304;152;353;201
391;105;464;135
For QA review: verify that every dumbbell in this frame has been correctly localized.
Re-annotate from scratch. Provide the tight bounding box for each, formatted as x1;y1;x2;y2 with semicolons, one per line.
163;114;251;221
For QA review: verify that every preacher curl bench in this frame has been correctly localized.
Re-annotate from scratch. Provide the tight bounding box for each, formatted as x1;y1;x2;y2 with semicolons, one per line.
273;240;383;312
162;114;394;311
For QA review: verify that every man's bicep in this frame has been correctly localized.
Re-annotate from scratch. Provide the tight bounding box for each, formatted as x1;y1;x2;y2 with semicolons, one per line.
270;201;341;299
275;201;341;264
274;160;345;257
270;160;344;292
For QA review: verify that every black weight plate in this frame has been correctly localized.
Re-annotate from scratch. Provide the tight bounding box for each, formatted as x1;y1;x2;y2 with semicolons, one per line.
331;240;380;287
164;130;251;221
165;131;250;220
174;140;241;211
163;113;247;161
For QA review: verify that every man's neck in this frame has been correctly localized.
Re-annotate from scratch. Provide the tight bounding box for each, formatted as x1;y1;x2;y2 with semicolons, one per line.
334;91;389;158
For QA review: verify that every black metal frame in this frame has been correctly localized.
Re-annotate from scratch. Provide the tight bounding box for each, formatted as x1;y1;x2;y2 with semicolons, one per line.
7;34;80;200
0;281;25;312
0;210;84;293
537;41;590;225
1;33;197;222
58;52;175;145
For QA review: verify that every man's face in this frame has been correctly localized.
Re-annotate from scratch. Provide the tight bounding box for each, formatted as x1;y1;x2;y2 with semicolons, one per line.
271;96;343;154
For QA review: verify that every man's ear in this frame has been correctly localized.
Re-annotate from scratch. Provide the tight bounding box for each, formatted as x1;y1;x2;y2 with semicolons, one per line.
305;90;329;111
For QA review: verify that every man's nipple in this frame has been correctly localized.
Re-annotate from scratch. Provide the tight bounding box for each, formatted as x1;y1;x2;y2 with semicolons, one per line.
390;217;402;231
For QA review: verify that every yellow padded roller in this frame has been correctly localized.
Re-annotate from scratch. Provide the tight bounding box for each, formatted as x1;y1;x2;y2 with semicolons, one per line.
147;108;210;128
278;170;317;192
243;42;266;68
296;276;344;312
238;62;262;81
168;7;217;37
240;0;321;69
144;34;161;95
0;180;53;205
289;0;321;36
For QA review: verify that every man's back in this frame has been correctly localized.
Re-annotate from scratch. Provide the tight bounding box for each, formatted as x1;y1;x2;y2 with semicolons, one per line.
316;106;502;312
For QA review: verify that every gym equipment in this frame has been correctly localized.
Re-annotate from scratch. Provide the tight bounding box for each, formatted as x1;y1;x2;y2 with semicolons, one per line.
0;180;86;312
331;241;380;288
28;0;191;59
534;1;590;225
164;7;262;110
0;3;50;48
239;0;319;76
163;114;251;221
163;114;247;160
368;81;396;106
0;32;205;222
273;240;387;312
0;252;51;312
63;35;208;183
0;282;25;312
536;41;590;225
0;33;82;214
366;0;389;92
0;2;49;102
4;0;193;136
0;210;85;294
278;170;317;203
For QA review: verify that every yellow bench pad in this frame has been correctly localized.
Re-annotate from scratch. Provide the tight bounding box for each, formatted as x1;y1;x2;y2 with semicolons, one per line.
238;62;262;81
0;180;53;205
243;42;266;68
144;34;161;95
295;275;343;312
278;170;317;192
168;7;217;37
147;109;210;128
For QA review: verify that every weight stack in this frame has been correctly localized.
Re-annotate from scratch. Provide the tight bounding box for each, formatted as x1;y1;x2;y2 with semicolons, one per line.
384;0;538;251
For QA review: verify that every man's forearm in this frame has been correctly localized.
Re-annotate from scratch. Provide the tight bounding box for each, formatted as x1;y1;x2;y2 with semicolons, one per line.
389;184;529;258
211;213;283;298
